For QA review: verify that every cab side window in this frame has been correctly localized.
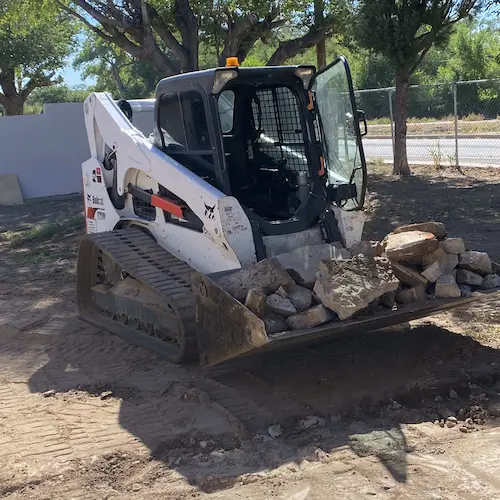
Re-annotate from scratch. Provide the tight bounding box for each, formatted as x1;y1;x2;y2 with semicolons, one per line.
159;90;211;151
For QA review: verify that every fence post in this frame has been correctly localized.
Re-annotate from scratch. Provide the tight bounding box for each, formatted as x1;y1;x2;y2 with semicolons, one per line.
453;82;459;168
388;88;395;159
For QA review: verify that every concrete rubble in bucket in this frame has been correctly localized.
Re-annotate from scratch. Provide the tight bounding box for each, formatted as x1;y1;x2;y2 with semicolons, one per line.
214;221;500;334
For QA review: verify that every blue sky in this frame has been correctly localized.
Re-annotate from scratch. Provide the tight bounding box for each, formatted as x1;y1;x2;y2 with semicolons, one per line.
61;64;87;86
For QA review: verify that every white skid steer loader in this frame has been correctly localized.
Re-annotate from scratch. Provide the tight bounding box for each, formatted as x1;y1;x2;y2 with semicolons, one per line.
77;56;498;366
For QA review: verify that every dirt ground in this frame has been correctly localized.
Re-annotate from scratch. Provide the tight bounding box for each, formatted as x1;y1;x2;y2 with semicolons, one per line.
2;165;500;499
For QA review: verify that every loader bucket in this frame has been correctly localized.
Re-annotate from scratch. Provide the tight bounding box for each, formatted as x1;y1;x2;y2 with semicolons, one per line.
192;272;500;366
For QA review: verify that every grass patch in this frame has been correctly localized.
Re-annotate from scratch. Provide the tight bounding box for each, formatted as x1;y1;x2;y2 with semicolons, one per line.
6;215;84;249
12;249;75;265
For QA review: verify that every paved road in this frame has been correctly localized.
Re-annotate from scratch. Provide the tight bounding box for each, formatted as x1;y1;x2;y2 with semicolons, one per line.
363;137;500;166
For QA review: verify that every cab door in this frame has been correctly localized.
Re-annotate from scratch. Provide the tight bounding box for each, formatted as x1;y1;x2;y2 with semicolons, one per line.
309;56;367;211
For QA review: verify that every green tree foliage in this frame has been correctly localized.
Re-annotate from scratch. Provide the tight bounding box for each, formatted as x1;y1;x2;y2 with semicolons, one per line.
73;32;159;99
0;1;76;115
55;0;352;76
356;0;481;176
25;85;90;113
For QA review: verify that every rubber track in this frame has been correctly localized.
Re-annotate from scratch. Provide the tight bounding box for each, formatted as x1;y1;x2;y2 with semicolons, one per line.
77;229;198;363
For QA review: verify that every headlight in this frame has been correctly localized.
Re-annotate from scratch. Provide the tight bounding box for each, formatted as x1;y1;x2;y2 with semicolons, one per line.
213;69;238;94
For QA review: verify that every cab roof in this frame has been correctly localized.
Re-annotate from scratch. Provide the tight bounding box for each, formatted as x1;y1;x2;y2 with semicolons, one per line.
155;65;317;97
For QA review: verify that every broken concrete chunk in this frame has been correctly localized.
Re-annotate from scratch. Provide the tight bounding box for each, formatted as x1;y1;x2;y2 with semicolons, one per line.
276;244;351;288
383;231;438;262
263;314;289;335
216;257;295;300
481;274;500;290
421;261;443;283
396;285;426;304
442;253;459;274
394;222;447;240
348;240;383;259
244;288;268;317
249;257;296;293
421;248;447;268
458;284;473;297
266;294;297;317
277;284;313;312
458;251;492;276
440;237;466;254
456;269;483;286
313;257;399;320
214;268;251;301
286;305;334;330
435;274;461;298
391;262;428;287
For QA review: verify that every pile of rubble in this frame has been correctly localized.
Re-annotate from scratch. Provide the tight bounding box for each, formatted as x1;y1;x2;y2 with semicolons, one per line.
215;221;500;334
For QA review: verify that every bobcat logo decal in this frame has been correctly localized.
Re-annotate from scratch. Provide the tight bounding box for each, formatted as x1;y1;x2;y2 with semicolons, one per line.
204;203;215;220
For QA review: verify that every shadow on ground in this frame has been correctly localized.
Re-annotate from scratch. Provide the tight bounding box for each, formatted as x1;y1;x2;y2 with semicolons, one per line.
25;320;500;492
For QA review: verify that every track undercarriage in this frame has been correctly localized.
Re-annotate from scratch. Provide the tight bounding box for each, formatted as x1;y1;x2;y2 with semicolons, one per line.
76;229;198;364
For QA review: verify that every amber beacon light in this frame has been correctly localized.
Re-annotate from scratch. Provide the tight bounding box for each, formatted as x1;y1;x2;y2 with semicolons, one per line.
226;57;240;67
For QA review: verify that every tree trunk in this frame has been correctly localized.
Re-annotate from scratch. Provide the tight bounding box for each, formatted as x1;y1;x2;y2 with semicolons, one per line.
316;39;326;69
314;0;326;69
0;72;25;115
110;63;127;97
2;95;25;115
393;72;411;176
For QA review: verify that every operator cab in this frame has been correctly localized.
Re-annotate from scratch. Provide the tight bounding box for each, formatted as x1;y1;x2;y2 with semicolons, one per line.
153;57;368;237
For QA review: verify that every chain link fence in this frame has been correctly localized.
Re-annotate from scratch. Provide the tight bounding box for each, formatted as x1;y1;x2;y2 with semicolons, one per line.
355;79;500;168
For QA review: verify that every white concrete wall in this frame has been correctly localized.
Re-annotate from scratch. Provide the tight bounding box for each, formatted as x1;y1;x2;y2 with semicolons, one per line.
0;102;154;200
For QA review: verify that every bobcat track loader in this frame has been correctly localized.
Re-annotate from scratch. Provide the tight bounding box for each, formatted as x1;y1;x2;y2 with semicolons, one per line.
77;56;498;366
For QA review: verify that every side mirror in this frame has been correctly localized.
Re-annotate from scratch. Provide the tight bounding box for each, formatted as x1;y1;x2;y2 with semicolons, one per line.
357;109;367;137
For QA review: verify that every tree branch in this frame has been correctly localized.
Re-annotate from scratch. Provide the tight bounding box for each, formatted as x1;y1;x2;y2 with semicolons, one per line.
55;0;116;43
266;25;326;66
20;71;57;100
174;0;199;71
147;3;188;68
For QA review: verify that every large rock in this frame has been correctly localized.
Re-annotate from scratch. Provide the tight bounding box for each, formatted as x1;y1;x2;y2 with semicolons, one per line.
481;274;500;290
313;257;399;320
396;285;426;304
491;260;500;274
421;248;447;268
276;244;351;288
391;262;428;287
244;288;268;317
394;222;447;240
421;250;458;275
383;231;438;263
215;257;295;300
456;269;483;286
421;261;443;283
458;251;492;276
286;305;334;330
266;294;297;317
276;284;313;312
263;314;289;335
435;274;461;298
442;253;459;274
458;285;473;298
348;240;383;259
440;238;466;254
249;258;296;293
